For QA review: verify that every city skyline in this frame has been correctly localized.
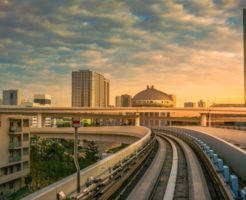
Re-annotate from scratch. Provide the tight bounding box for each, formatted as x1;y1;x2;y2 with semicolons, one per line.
0;1;246;106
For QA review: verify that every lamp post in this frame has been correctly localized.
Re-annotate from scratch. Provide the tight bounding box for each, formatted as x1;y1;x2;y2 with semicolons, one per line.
72;117;81;193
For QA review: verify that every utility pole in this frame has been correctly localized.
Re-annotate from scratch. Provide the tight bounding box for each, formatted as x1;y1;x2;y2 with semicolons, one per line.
72;117;81;193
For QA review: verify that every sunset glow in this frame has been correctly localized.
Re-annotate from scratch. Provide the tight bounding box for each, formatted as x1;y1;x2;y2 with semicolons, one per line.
0;0;245;106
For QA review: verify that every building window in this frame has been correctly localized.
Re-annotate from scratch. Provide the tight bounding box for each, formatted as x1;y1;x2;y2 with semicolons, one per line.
4;167;8;175
23;161;28;169
23;148;29;155
23;119;29;127
23;134;29;141
9;166;13;174
9;182;14;189
16;164;21;172
0;168;3;177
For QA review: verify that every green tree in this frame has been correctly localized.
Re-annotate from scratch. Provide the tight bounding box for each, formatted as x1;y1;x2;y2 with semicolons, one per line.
85;141;100;162
29;137;99;192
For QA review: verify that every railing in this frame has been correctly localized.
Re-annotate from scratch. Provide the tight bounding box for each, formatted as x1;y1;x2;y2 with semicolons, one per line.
9;155;21;163
215;125;246;131
9;127;22;133
22;126;152;200
9;141;22;149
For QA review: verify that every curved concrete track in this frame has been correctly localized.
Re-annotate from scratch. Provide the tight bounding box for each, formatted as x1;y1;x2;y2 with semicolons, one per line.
165;134;211;200
126;137;167;200
30;126;149;144
23;126;152;200
126;131;211;200
162;137;178;200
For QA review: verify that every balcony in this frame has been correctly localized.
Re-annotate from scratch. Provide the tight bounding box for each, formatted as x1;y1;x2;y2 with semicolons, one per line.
0;168;29;185
9;155;21;163
9;127;22;133
9;141;22;149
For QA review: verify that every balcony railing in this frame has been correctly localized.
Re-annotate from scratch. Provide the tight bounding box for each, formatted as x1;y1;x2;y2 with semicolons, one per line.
9;127;22;133
9;141;22;149
9;155;21;163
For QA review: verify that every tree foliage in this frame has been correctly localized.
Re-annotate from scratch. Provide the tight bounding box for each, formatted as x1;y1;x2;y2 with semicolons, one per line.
30;137;99;191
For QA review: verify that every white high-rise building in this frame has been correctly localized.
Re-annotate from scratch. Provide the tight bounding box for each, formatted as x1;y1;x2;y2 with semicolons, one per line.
2;90;22;106
72;70;109;107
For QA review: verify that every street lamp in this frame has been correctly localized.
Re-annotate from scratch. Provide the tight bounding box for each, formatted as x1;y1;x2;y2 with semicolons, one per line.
72;117;81;193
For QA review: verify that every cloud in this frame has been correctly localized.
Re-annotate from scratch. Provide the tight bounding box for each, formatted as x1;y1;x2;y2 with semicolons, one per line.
237;0;246;8
0;0;244;106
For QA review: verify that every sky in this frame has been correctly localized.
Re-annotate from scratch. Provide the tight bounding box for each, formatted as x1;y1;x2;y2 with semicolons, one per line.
0;0;245;107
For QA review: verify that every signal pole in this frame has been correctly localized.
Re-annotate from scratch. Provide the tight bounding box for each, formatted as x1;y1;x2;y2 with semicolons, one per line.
72;117;81;193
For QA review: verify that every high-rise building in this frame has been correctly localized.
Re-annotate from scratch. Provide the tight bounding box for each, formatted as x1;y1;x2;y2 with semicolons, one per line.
2;90;22;106
0;115;30;194
243;9;246;105
115;94;132;107
33;94;51;106
72;70;109;107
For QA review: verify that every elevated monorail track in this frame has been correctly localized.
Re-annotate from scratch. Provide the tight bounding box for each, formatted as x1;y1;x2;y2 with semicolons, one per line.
22;126;244;200
123;129;235;200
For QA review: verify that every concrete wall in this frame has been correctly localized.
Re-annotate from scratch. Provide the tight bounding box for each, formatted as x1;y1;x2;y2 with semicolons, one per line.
163;126;246;183
22;126;151;200
184;126;246;146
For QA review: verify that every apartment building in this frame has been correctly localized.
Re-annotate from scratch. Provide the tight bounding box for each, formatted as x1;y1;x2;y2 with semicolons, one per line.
0;115;30;194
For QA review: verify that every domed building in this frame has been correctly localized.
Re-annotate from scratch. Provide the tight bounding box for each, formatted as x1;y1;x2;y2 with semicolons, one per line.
132;85;175;107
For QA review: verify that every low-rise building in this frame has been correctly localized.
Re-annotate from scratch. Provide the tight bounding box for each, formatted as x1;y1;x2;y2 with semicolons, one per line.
198;100;206;108
184;102;196;108
0;115;30;194
115;96;121;107
132;85;175;107
115;94;132;107
33;94;51;107
131;85;176;127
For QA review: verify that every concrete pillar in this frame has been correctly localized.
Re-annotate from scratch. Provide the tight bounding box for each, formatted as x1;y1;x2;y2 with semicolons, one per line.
169;120;172;126
135;113;140;126
208;112;211;127
37;113;43;128
158;112;161;127
200;113;207;127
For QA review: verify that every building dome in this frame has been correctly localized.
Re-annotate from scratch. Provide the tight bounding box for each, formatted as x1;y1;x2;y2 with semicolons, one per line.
132;85;175;107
